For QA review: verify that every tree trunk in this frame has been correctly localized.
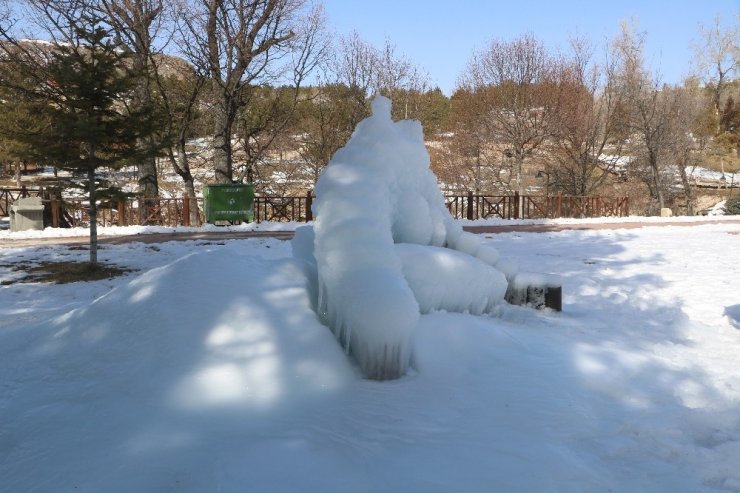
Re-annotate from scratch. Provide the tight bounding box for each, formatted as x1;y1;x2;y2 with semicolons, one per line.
515;153;524;196
138;153;158;196
474;150;481;194
651;161;665;211
212;103;233;184
87;165;98;265
515;152;525;213
138;151;159;224
184;177;200;226
679;164;695;215
170;141;201;226
656;189;665;212
133;53;159;222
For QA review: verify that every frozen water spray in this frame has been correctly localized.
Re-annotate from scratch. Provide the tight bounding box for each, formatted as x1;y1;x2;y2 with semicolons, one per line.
295;96;510;379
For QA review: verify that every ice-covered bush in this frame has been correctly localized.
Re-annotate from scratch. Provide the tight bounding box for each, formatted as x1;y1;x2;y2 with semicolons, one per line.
395;244;508;315
724;195;740;215
306;96;509;380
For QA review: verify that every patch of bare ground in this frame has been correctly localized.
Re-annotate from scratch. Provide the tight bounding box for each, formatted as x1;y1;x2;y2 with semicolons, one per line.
1;261;135;285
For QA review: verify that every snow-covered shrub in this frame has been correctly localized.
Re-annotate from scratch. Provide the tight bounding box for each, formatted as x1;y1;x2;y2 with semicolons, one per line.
308;96;510;380
723;195;740;215
395;244;507;315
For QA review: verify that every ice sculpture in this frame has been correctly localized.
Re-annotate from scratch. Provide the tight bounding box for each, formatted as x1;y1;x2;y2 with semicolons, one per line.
294;96;511;380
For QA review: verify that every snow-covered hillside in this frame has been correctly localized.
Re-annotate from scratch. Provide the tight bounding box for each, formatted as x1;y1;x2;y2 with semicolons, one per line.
1;222;739;492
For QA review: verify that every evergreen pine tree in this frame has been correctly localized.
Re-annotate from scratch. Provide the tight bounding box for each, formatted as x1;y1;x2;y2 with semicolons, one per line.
1;9;157;264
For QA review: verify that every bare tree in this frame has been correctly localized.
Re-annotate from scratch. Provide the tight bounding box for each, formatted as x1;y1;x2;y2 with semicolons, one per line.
333;30;377;107
329;32;430;125
693;15;739;122
612;20;677;213
100;0;163;188
101;0;165;222
458;34;559;197
291;32;374;186
671;84;706;215
178;0;311;184
550;36;628;196
233;3;328;187
446;87;495;193
296;31;429;186
375;38;429;121
295;84;361;186
155;62;207;224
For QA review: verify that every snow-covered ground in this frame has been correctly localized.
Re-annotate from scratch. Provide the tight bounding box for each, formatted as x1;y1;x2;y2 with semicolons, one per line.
1;221;739;492
689;166;740;186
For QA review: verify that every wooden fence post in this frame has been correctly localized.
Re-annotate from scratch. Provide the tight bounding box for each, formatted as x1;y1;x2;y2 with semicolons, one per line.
513;192;520;219
117;200;126;226
182;194;190;227
51;197;59;227
306;189;313;222
556;195;562;218
466;191;474;220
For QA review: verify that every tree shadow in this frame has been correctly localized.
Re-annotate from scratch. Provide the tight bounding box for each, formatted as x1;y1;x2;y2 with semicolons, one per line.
0;244;356;491
725;304;740;329
3;231;739;491
488;230;740;491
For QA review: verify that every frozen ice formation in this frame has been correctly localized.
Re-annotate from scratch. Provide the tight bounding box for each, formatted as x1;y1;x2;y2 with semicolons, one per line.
293;96;511;380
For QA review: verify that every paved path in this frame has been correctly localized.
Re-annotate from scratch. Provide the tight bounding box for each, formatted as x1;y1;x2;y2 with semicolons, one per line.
1;219;738;249
0;230;295;249
464;219;740;234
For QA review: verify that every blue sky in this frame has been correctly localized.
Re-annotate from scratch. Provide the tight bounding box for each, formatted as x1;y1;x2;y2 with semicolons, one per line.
321;0;739;95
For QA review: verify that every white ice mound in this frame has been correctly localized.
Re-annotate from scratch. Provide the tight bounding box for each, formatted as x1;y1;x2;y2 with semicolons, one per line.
309;95;510;380
395;243;508;315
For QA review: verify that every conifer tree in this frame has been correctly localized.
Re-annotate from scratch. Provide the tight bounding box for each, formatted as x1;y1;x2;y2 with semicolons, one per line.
0;3;157;264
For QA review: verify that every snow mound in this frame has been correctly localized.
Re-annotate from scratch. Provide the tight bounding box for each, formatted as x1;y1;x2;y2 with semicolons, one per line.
310;96;510;379
3;247;354;416
396;243;507;315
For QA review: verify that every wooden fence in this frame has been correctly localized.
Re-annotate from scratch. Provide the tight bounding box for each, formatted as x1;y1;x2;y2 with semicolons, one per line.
0;186;46;217
2;187;628;228
448;192;629;220
46;196;201;228
254;192;313;223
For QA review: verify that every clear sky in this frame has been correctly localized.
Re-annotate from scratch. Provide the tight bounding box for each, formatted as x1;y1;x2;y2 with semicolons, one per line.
320;0;739;95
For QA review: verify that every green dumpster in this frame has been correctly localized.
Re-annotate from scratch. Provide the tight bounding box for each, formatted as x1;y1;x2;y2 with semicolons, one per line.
203;184;255;223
